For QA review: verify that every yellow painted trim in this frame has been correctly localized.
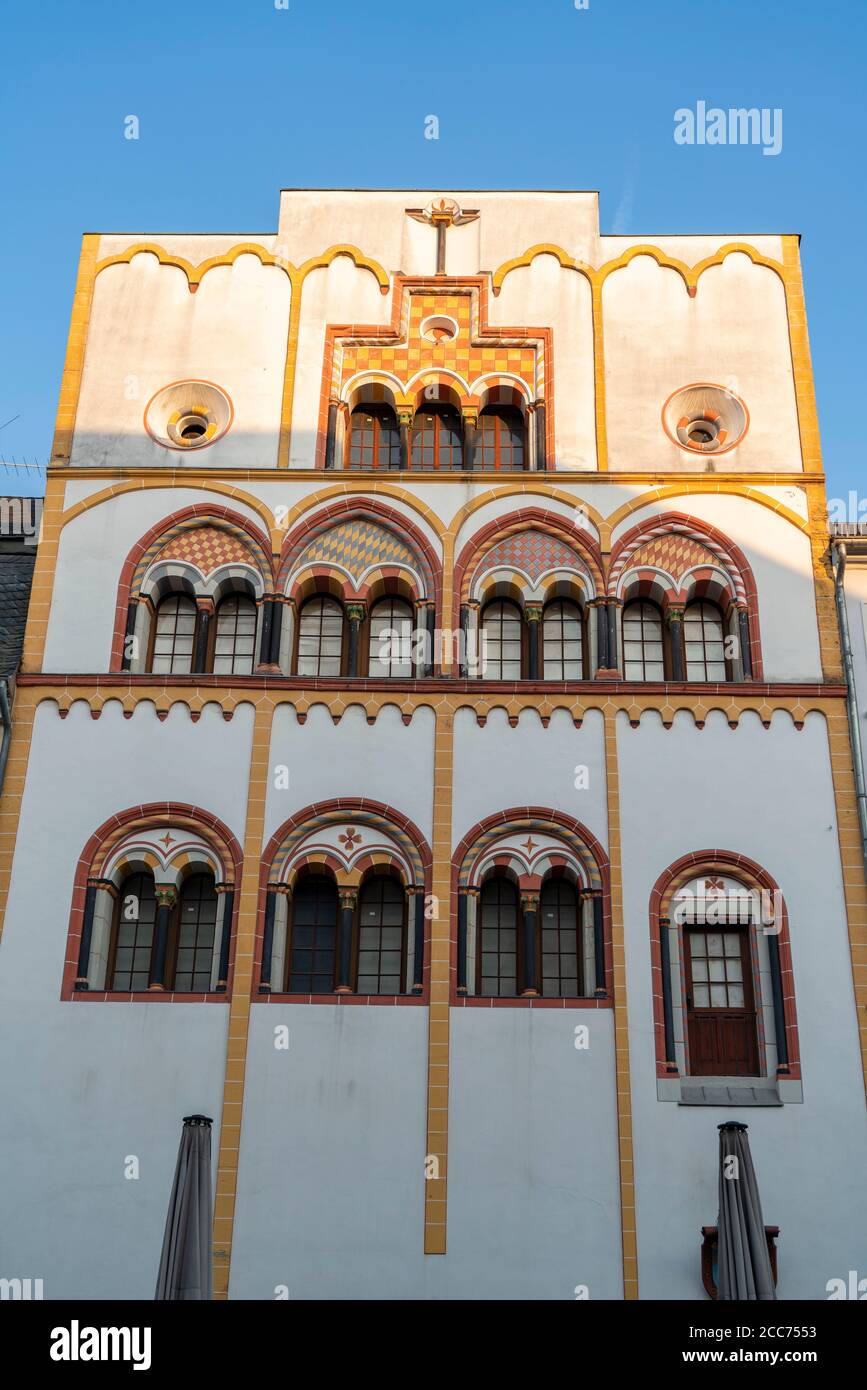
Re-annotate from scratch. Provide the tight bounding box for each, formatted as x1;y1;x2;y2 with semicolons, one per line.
603;709;638;1298
94;241;286;290
52;234;100;463
0;689;38;943
60;479;283;553
424;709;454;1253
21;476;67;673
825;707;867;1095
212;697;275;1299
604;482;809;547
278;246;390;469
490;243;594;294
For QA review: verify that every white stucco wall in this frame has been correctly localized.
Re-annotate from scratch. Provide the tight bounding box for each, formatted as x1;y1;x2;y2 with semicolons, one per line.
618;710;867;1298
0;700;251;1297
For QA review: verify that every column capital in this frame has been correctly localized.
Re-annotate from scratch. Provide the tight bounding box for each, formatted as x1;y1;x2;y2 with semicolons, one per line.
520;891;541;912
665;605;685;623
154;885;177;909
524;603;543;623
338;887;358;909
345;602;366;624
87;876;118;898
195;596;216;615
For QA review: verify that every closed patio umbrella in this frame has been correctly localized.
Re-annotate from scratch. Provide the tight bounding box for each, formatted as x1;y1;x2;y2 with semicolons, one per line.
717;1121;776;1300
155;1115;213;1300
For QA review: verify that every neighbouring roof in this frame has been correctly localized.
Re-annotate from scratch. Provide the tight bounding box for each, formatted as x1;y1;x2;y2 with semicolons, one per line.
0;499;40;677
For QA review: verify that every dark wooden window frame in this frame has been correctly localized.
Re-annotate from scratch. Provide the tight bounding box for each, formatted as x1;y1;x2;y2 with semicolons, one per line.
477;405;526;472
353;873;408;994
621;599;668;681
293;595;347;677
541;599;587;680
146;593;198;675
107;870;219;993
348;404;402;471
683;922;761;1077
480;598;526;680
683;599;731;683
212;594;258;677
410;403;464;471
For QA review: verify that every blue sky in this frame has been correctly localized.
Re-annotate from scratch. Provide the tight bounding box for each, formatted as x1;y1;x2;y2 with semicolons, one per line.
1;0;864;501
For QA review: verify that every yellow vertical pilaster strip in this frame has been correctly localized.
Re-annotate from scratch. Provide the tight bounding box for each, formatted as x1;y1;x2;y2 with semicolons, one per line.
23;234;99;673
0;689;38;941
603;709;638;1299
591;272;609;471
424;705;455;1253
826;707;867;1094
781;236;841;679
277;270;304;468
212;697;275;1298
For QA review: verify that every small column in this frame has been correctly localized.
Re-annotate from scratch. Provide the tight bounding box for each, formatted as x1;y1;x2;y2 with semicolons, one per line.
345;603;366;678
457;891;469;995
324;399;340;470
336;888;358;993
410;887;425;994
525;603;542;680
193;599;214;675
258;885;280;993
74;884;99;990
413;601;434;677
215;886;234;993
667;606;685;681
658;915;678;1071
257;599;275;672
534;402;547;471
591;892;607;997
149;886;177;992
398;408;413;471
462;409;478;472
521;892;541;996
767;929;790;1073
269;599;285;669
737;606;753;678
606;601;619;674
120;600;139;672
459;604;470;679
593;598;609;673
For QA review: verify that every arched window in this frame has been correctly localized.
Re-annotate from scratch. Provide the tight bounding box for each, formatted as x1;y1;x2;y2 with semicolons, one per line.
296;597;344;677
173;874;219;991
348;404;401;471
622;600;665;681
684;601;727;681
150;594;197;674
287;875;338;993
368;597;415;678
411;403;463;471
481;600;523;679
542;600;584;679
540;879;581;997
478;876;518;997
213;595;257;676
109;872;157;992
356;875;406;993
478;405;525;471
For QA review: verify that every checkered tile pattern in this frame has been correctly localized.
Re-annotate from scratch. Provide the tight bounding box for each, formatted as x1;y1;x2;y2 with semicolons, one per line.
627;534;719;581
336;291;537;399
471;530;589;588
157;527;253;576
295;520;420;586
132;520;267;590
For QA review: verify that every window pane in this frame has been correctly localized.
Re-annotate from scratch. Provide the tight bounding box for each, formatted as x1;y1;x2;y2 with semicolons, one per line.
354;877;405;993
539;879;582;997
213;596;257;676
477;877;521;997
297;598;343;677
173;874;218;991
152;596;196;675
622;602;663;681
542;601;583;680
111;873;157;990
477;406;525;472
481;601;523;680
288;877;338;992
368;599;415;678
684;602;727;682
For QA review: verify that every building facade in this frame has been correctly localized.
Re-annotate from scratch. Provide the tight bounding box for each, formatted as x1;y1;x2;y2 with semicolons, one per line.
0;190;864;1300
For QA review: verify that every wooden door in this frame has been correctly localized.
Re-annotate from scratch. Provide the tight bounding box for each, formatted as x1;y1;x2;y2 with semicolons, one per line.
685;927;759;1076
